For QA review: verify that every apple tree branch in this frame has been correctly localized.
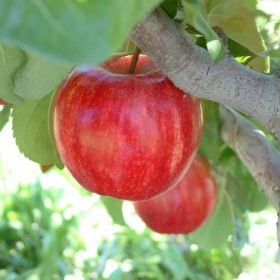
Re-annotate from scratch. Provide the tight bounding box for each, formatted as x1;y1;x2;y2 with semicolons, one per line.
220;106;280;246
129;8;280;244
129;9;280;142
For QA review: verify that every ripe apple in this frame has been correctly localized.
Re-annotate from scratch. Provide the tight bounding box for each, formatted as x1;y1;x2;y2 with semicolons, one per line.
53;55;203;200
0;99;6;105
133;156;216;234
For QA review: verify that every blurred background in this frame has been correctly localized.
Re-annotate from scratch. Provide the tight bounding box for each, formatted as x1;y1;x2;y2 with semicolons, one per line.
0;116;280;280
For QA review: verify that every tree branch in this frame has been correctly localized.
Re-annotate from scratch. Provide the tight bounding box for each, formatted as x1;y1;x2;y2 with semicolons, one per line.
129;9;280;141
130;9;280;244
220;106;280;245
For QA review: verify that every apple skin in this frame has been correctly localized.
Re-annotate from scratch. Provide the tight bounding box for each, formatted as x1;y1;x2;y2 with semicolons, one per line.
133;156;216;234
0;99;6;105
53;55;203;200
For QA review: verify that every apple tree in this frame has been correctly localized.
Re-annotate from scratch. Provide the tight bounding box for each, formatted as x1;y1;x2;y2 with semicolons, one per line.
0;0;280;250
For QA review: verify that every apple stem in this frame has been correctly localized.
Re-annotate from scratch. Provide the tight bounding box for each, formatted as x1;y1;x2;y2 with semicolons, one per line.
128;47;142;74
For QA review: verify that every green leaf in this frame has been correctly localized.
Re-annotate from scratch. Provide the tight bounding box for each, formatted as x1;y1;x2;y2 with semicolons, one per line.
15;51;71;99
0;0;161;65
0;44;24;104
189;176;234;249
161;244;191;279
231;211;249;249
183;0;225;63
101;197;126;226
262;48;280;59
203;0;228;12
196;35;257;65
207;0;268;72
12;92;63;167
207;39;224;63
161;0;179;18
227;37;257;58
228;175;268;212
220;150;268;212
0;105;11;132
270;57;280;74
199;100;222;163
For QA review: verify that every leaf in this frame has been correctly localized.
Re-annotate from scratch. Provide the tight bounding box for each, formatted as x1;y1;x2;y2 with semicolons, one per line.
0;105;11;132
227;38;257;58
263;47;280;58
15;51;72;99
0;0;161;65
196;35;257;65
207;0;268;71
270;57;280;74
203;0;228;12
207;39;224;63
199;100;222;163
12;92;63;167
183;0;225;63
188;176;234;249
0;44;24;104
101;197;126;226
161;0;179;18
220;150;268;212
227;175;267;212
108;268;123;280
231;211;249;249
161;244;191;279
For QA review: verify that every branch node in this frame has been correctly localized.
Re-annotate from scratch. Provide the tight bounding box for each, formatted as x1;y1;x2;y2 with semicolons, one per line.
212;26;230;56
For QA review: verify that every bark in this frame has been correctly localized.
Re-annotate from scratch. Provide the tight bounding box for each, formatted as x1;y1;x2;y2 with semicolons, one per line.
129;9;280;141
129;8;280;244
220;106;280;246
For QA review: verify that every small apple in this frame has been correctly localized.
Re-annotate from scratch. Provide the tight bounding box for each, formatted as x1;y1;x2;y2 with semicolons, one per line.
53;55;203;200
133;156;216;234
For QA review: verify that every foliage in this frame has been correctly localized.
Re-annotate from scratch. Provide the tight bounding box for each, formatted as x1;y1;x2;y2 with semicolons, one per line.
161;0;180;18
91;230;245;280
183;0;225;63
0;44;25;104
0;0;161;65
100;197;126;226
0;105;11;132
0;182;247;279
0;183;80;279
189;100;268;249
12;92;62;167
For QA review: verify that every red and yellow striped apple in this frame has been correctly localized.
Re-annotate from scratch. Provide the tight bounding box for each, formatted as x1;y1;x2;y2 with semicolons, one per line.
53;55;203;200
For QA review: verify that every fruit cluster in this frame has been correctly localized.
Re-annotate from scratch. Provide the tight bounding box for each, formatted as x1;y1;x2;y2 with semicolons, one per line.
53;54;216;234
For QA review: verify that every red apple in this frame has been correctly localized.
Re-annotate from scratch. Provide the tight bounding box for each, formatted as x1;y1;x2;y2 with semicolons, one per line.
0;99;6;105
53;55;203;200
133;156;216;234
